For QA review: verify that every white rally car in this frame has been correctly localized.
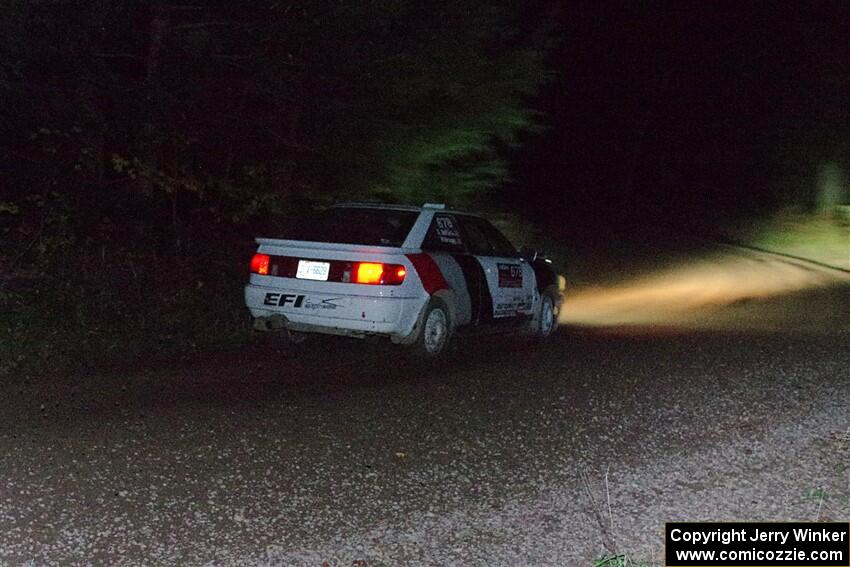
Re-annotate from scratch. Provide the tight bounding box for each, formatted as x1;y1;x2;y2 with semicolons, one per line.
244;203;563;356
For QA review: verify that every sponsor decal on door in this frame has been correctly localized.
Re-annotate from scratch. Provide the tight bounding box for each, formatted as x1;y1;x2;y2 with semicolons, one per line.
497;263;523;288
493;296;532;318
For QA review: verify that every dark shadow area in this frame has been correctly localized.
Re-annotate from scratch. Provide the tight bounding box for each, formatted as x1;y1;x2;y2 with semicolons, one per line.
7;292;849;432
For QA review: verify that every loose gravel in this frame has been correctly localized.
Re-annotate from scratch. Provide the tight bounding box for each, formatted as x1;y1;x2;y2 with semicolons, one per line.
1;281;848;566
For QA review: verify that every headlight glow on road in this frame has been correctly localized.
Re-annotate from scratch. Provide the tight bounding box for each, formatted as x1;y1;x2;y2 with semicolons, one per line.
559;253;841;328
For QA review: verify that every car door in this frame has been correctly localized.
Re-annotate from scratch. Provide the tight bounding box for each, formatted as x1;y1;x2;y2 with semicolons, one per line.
419;212;478;327
456;215;535;322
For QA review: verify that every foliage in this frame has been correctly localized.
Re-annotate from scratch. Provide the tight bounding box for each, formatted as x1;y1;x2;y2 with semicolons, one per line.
0;230;252;378
0;1;551;375
593;554;656;567
1;1;551;206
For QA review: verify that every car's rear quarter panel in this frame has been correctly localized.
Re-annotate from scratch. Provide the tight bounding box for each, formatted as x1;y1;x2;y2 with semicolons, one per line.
245;240;428;336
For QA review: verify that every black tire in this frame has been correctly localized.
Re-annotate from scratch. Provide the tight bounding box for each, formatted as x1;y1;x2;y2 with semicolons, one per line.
529;288;559;340
409;298;452;357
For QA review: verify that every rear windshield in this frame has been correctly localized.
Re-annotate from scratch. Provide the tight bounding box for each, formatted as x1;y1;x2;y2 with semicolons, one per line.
284;207;418;247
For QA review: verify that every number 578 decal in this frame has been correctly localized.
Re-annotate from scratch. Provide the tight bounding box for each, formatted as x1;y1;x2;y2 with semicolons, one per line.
497;263;523;288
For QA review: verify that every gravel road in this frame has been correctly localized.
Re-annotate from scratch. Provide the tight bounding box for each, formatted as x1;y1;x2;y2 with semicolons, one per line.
1;250;848;566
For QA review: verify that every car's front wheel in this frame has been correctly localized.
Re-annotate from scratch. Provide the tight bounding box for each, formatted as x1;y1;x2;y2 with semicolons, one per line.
529;288;559;339
410;298;452;357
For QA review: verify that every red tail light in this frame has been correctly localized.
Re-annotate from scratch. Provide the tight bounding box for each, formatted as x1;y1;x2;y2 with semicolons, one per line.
250;253;270;275
355;262;383;284
352;262;406;285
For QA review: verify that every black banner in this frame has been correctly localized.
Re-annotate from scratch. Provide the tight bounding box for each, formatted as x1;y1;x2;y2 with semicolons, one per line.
665;522;850;566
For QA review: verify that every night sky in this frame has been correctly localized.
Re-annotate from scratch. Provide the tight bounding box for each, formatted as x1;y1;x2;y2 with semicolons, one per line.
508;3;850;232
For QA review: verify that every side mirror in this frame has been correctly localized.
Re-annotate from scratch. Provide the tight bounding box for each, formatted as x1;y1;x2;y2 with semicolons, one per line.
519;246;538;261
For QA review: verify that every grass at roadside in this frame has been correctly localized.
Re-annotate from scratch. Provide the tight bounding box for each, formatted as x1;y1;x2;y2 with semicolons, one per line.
0;249;251;379
594;554;657;567
722;210;849;271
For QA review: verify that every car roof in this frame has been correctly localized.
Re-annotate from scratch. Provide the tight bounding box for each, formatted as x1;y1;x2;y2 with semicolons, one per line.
331;202;478;217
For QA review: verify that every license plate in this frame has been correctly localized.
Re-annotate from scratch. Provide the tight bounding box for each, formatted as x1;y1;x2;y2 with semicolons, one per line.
296;260;330;281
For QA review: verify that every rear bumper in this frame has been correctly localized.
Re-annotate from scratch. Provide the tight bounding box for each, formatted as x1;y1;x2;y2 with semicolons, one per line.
244;283;425;340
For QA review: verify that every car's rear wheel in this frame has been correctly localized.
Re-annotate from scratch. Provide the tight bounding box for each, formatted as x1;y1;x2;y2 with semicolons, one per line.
411;298;452;357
